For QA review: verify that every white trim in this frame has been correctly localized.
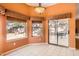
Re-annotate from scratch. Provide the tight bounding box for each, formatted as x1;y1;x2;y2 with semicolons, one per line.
69;47;76;50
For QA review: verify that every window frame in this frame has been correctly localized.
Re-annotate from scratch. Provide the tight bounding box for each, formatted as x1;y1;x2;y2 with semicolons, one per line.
6;17;28;41
32;21;43;37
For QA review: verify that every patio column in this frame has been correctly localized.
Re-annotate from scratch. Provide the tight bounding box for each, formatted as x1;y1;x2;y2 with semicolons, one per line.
27;17;32;43
44;17;48;43
69;14;76;49
0;6;6;54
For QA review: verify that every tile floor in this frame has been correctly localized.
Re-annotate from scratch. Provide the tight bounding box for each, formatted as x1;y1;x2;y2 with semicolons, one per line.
4;43;79;56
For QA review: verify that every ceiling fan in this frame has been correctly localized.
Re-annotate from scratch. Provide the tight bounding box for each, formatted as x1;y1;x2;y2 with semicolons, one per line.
34;3;46;14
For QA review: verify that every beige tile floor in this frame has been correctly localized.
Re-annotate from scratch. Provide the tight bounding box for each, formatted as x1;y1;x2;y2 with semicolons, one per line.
4;43;79;56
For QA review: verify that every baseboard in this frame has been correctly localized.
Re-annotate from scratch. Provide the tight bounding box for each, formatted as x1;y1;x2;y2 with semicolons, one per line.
69;47;76;50
27;43;48;45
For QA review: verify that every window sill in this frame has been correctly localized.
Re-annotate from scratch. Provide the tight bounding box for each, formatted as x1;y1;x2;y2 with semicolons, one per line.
7;37;28;42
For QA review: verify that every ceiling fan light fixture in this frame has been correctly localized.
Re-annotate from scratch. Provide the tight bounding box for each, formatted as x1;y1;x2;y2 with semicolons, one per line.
35;3;45;14
35;6;45;13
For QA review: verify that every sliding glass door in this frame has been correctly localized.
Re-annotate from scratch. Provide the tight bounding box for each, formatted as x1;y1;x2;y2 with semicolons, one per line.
57;19;69;46
49;20;58;44
48;18;69;47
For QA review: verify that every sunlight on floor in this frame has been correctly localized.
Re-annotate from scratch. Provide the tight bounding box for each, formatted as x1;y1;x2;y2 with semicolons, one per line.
5;43;79;56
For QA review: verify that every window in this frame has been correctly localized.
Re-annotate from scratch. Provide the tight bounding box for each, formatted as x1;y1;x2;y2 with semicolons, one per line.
32;21;43;36
6;17;27;40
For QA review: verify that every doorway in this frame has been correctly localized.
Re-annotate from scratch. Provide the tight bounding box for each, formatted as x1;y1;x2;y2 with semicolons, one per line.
48;18;69;47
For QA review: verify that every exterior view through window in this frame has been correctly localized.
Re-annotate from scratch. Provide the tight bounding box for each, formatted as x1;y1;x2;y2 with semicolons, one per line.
7;17;27;40
32;21;43;37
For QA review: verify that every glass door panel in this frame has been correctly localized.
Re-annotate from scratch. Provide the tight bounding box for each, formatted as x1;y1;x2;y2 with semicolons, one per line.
49;20;58;44
49;18;69;47
58;18;69;46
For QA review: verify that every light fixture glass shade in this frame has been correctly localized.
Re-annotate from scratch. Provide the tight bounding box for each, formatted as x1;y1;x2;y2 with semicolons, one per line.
35;6;45;13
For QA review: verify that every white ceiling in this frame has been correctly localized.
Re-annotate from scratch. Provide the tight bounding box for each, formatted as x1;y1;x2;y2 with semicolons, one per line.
26;3;57;7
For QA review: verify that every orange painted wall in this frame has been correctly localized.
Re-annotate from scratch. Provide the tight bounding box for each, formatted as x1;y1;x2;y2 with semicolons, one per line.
44;3;76;48
0;14;29;54
0;3;30;16
0;3;45;17
0;3;76;54
0;14;7;54
46;3;76;16
27;17;45;44
0;4;45;54
4;38;28;53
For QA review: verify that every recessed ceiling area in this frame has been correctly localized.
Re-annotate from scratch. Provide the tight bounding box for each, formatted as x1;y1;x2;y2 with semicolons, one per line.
26;3;57;7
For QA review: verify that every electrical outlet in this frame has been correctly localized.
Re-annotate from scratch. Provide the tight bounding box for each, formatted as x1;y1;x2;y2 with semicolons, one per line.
13;42;16;46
